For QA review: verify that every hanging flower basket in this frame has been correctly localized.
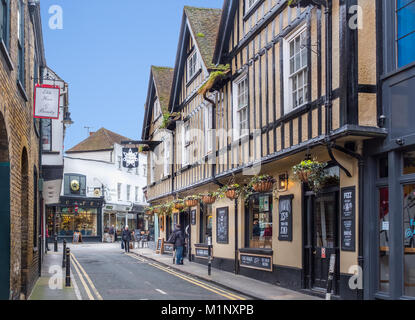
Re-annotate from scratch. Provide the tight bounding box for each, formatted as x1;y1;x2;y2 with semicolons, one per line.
144;207;154;215
292;160;327;193
174;200;184;210
225;190;238;200
202;195;216;204
250;175;276;193
184;195;200;207
220;184;241;200
153;206;161;214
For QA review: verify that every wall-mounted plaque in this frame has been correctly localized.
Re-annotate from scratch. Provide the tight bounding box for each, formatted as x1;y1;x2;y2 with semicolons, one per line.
216;207;229;244
341;187;356;251
278;195;294;241
239;253;273;272
195;247;209;259
191;209;196;225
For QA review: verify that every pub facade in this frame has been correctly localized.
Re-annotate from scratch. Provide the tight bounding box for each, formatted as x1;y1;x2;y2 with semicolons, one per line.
141;0;413;300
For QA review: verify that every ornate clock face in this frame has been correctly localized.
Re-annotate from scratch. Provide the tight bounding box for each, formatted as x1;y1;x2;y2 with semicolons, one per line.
70;179;80;192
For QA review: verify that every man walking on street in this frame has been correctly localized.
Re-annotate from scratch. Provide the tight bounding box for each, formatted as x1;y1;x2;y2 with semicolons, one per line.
122;225;131;253
172;224;185;265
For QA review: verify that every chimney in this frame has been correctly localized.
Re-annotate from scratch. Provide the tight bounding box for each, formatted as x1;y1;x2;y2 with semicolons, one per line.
89;132;95;136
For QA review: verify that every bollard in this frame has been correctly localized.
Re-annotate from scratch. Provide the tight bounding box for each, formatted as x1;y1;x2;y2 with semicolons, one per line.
326;254;336;300
207;236;212;276
54;234;58;252
62;240;67;268
65;248;71;287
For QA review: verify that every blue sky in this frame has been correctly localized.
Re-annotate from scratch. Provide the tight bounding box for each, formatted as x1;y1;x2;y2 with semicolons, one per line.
40;0;223;150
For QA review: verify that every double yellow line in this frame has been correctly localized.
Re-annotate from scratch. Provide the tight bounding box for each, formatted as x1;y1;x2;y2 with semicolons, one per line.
71;253;103;300
126;253;246;300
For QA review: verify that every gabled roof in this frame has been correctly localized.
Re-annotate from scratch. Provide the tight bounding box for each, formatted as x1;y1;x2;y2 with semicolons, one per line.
184;6;222;69
66;128;132;153
151;66;174;112
169;6;222;111
141;66;174;140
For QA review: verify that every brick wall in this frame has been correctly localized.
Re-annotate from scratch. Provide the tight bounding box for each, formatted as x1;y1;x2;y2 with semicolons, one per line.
0;0;41;299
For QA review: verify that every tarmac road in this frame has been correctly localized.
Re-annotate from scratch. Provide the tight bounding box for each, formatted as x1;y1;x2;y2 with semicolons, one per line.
69;243;249;301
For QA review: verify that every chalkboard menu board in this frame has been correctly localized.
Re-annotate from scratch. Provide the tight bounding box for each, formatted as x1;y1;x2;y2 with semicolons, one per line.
191;210;196;225
216;207;229;244
156;238;164;253
240;253;273;272
341;187;356;251
278;195;294;241
163;243;174;255
195;247;209;259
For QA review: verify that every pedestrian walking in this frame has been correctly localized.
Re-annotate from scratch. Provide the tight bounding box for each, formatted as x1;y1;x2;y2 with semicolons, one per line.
171;224;185;265
109;225;115;243
122;225;131;253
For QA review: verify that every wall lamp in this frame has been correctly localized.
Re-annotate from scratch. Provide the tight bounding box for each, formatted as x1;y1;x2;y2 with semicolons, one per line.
278;173;289;191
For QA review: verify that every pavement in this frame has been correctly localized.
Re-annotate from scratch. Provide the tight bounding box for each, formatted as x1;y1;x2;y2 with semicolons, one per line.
130;246;320;300
28;249;80;300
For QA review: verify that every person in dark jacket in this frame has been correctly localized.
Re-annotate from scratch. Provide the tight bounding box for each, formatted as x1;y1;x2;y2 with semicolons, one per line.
122;225;131;253
172;224;185;265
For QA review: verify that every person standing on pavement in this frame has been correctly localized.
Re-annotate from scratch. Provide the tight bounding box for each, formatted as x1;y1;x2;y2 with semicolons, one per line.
122;225;131;253
109;225;115;243
172;224;185;265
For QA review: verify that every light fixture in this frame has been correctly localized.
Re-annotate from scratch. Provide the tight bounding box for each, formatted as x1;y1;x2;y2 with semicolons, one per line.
278;173;289;191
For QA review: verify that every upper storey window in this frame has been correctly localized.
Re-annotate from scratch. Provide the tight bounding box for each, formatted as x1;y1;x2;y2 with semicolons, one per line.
245;0;259;13
187;51;199;81
397;0;415;68
153;98;161;121
232;74;249;141
17;0;25;88
284;26;309;113
0;0;10;49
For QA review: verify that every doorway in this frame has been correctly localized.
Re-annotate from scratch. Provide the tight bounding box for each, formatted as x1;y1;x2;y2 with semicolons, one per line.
20;148;29;297
0;113;10;299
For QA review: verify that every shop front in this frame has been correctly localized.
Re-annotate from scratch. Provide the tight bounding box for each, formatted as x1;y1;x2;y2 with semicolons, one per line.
103;203;137;240
49;196;104;242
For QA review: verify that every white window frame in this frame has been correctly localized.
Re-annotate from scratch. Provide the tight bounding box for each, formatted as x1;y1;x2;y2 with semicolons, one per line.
135;186;139;202
232;74;249;141
245;0;259;13
283;25;309;114
187;51;199;81
126;185;131;201
204;105;213;155
118;156;122;170
117;183;122;201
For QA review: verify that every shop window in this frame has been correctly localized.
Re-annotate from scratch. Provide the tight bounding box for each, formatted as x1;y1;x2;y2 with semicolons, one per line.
56;207;98;237
247;194;273;249
200;204;213;244
397;0;415;68
403;150;415;175
378;187;390;293
403;184;415;297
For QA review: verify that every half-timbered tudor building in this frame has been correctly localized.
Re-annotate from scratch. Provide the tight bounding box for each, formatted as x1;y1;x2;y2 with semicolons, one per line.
142;0;414;300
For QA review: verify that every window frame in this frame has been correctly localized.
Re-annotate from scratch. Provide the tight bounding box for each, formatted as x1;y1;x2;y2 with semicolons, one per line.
41;119;52;152
153;98;161;122
0;0;10;49
17;0;25;88
187;51;199;82
182;122;190;166
245;0;260;14
117;183;122;201
126;185;131;201
396;0;415;68
204;104;214;155
163;135;171;177
283;24;309;114
232;74;249;141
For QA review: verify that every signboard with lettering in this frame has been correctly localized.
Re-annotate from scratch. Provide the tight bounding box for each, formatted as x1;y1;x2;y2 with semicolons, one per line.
195;247;209;259
163;243;174;255
278;195;294;241
341;187;356;251
216;207;229;244
239;253;273;272
191;210;196;225
156;238;164;254
33;84;61;119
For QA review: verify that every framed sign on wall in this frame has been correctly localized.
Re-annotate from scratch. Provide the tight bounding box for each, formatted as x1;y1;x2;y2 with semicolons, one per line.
33;84;61;119
278;195;294;241
216;207;229;244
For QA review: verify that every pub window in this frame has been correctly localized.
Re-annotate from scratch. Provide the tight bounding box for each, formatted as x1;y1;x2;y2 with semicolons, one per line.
379;156;389;178
41;119;52;151
397;0;415;68
403;183;415;297
403;150;415;175
187;51;198;80
246;194;273;249
17;0;25;88
200;204;213;244
232;75;249;141
284;26;309;113
0;0;10;49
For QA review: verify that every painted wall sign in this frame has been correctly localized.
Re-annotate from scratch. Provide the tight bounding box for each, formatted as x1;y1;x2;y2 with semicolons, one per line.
33;84;60;119
122;148;139;169
191;209;196;225
278;195;294;241
341;187;356;251
216;207;229;244
240;253;273;272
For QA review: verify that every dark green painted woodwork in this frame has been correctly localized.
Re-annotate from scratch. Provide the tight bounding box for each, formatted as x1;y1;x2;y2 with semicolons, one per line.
0;162;10;300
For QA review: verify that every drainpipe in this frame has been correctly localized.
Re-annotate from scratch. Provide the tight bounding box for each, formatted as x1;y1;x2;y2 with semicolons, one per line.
234;198;239;275
324;0;333;133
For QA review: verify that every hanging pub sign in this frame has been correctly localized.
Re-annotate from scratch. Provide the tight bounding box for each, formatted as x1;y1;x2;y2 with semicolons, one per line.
278;195;294;241
122;148;139;168
341;187;356;251
33;84;60;119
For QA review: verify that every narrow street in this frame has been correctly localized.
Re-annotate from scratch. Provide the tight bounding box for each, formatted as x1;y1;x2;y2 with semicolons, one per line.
69;243;248;301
